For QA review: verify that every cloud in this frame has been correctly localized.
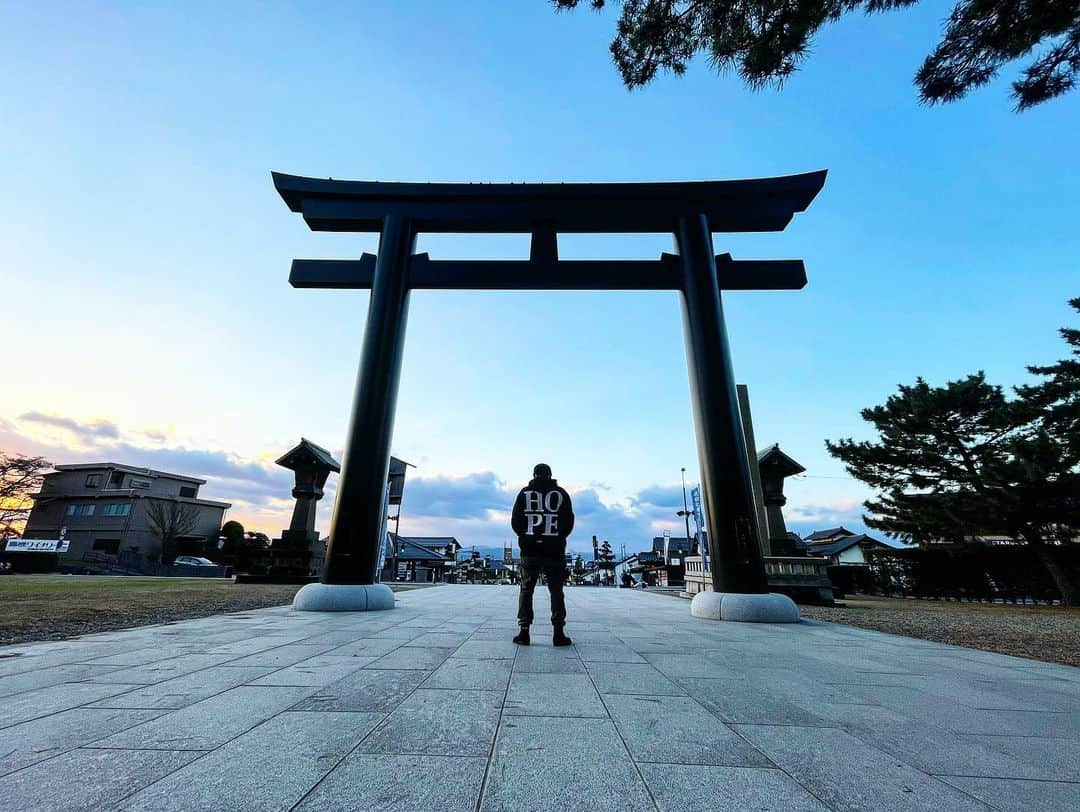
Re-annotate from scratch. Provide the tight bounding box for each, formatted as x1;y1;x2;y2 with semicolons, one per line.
630;484;685;511
395;471;685;555
2;410;877;554
785;499;869;537
19;411;120;440
402;472;516;520
1;413;293;527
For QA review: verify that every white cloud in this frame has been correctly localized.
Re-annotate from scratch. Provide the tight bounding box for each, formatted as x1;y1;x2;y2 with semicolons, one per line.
2;410;876;552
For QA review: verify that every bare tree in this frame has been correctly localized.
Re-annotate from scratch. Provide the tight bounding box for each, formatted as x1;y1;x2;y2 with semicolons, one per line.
0;453;50;540
146;499;202;563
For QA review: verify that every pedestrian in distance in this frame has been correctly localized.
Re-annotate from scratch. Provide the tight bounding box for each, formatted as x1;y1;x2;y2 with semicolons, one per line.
510;463;575;646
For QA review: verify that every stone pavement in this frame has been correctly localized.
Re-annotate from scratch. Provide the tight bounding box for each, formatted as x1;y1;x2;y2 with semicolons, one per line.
2;586;1079;811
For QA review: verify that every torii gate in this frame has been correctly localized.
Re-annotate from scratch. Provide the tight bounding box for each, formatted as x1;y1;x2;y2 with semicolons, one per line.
273;171;826;621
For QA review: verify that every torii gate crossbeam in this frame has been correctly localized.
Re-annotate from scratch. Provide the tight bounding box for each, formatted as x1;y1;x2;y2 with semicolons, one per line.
273;171;827;620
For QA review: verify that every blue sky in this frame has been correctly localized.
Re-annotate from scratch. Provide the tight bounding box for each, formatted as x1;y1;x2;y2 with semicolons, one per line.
2;2;1077;554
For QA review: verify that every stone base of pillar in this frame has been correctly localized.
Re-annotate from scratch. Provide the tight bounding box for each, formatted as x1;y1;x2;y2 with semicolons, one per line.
292;582;395;612
690;591;799;623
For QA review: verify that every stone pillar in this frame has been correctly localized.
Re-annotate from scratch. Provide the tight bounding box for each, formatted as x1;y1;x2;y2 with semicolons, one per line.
736;384;771;557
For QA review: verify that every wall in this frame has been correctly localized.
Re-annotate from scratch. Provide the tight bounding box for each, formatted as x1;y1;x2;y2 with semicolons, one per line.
835;546;868;565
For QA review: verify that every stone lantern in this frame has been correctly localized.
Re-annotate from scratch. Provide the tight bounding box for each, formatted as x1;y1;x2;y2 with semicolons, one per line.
271;438;340;578
756;444;805;556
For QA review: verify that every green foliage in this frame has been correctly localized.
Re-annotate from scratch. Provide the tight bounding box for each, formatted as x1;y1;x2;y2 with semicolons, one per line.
221;520;245;542
554;1;1080;109
826;299;1080;602
209;519;246;565
244;531;271;547
826;373;1023;544
1018;297;1080;453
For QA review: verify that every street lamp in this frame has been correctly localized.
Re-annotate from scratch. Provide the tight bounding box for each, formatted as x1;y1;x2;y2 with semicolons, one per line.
678;467;694;554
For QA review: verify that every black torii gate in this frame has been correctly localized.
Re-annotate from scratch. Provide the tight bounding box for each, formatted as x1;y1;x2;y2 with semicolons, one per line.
273;171;826;616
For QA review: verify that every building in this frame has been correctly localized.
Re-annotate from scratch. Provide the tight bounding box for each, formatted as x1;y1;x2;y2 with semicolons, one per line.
802;526;857;545
614;552;658;586
798;528;890;565
652;535;694;564
382;534;461;582
23;463;230;564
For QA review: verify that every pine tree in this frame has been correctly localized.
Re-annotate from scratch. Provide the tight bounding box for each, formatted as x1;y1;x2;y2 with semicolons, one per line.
555;1;1080;110
598;539;617;585
826;300;1080;604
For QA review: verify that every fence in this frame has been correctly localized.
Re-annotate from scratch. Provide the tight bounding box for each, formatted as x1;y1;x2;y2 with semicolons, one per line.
683;554;834;604
863;545;1080;603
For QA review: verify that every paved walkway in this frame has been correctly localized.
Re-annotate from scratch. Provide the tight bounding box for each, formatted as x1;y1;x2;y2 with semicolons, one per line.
2;585;1079;811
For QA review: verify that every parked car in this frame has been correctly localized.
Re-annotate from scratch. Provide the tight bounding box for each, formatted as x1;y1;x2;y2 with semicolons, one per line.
174;556;216;567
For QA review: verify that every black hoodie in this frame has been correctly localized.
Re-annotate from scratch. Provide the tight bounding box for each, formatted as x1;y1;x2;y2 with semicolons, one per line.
511;477;575;558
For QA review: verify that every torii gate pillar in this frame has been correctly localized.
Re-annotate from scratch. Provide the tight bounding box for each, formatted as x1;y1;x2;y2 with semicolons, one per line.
677;215;768;595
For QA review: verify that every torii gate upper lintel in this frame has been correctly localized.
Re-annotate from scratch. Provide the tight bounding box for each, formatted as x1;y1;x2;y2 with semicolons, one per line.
273;170;827;619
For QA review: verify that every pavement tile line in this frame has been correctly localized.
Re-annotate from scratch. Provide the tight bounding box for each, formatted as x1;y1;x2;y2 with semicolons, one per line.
0;618;401;729
564;589;1038;811
473;617;520;812
581;648;671;812
285;608;496;812
3;585;1079;811
0;609;433;791
87;609;464;809
587;643;838;811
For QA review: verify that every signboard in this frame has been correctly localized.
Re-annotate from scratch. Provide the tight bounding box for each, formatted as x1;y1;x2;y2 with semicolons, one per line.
387;457;409;505
690;486;704;531
5;539;70;553
690;486;707;568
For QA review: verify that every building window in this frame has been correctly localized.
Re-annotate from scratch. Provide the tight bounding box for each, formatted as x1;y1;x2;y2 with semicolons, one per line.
85;474;102;488
101;503;132;517
179;486;197;498
129;477;152;489
66;504;96;517
107;471;125;489
92;539;120;554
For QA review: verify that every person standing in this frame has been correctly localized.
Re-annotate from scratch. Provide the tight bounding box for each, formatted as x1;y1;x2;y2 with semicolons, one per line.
511;463;575;646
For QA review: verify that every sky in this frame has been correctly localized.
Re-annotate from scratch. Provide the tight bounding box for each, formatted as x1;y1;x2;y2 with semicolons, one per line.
2;1;1077;556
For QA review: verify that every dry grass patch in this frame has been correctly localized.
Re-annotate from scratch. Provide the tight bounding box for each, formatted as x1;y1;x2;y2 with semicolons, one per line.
801;595;1080;667
0;575;422;645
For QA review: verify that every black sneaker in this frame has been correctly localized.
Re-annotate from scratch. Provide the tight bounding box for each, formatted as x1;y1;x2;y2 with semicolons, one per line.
512;628;530;646
552;628;572;647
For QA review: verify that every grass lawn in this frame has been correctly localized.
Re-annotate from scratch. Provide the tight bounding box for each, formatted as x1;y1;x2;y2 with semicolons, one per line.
0;575;422;645
800;595;1080;667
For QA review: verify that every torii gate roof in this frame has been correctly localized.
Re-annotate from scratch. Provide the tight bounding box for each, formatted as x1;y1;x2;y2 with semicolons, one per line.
272;170;827;234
